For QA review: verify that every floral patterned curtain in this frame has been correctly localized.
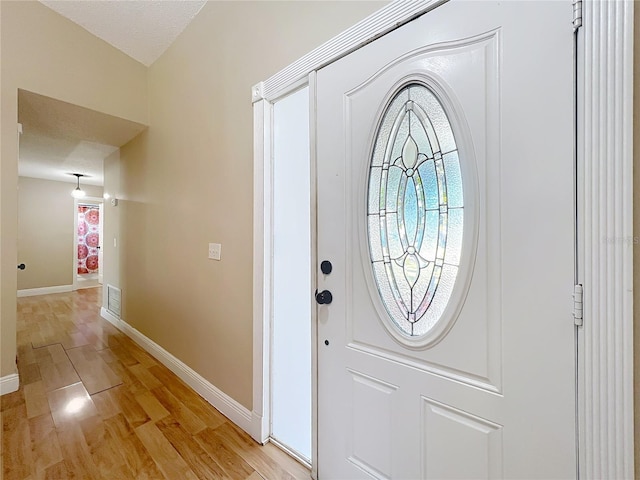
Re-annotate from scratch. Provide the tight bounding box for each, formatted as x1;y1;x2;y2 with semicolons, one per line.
77;205;100;274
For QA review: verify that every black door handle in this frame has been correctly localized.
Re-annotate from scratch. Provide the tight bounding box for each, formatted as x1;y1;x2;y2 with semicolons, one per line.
17;263;25;270
315;289;333;305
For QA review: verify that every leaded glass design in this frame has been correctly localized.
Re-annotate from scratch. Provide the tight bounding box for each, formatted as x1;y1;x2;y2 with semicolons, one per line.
367;84;464;337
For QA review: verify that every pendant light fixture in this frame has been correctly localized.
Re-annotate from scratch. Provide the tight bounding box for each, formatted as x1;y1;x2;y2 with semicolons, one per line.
71;173;86;198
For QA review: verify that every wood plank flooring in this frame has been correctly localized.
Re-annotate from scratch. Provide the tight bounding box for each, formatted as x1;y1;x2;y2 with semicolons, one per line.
2;288;310;480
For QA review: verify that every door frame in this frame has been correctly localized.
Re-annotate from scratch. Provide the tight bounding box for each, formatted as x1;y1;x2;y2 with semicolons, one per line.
251;75;318;454
252;1;634;477
575;1;634;477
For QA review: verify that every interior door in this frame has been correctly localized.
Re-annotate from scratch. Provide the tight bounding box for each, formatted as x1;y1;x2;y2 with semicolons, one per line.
316;1;576;478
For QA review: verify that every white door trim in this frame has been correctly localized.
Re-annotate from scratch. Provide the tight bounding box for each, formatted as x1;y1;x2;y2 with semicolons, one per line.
252;96;272;444
252;1;635;477
577;1;634;478
251;0;445;103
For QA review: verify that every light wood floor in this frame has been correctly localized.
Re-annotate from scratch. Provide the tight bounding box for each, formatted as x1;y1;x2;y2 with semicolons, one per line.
2;288;310;480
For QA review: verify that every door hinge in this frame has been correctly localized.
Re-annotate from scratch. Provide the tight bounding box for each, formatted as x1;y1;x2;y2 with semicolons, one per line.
573;284;583;326
573;0;583;32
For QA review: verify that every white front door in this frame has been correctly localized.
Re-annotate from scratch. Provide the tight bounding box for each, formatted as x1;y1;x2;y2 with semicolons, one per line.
316;1;576;478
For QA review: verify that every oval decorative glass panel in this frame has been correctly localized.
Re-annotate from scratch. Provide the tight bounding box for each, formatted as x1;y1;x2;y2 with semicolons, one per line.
367;83;464;338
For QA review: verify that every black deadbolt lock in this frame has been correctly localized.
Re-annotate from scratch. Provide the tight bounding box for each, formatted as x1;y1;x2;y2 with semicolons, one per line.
315;290;333;305
320;260;332;275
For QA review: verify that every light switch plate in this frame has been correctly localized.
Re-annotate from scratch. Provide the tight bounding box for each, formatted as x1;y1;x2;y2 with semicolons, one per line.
208;243;221;261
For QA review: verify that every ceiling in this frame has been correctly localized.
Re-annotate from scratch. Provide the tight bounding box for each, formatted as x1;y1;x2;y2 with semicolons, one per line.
39;0;207;67
19;90;147;186
19;1;206;187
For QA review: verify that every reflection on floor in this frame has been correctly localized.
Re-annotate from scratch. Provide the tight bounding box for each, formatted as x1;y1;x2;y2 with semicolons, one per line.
2;288;310;480
77;272;100;290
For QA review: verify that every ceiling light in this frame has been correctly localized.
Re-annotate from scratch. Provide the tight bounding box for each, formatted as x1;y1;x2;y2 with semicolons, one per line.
71;173;86;198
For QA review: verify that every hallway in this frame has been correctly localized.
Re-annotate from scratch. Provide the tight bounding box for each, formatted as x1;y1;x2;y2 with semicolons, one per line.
2;288;309;479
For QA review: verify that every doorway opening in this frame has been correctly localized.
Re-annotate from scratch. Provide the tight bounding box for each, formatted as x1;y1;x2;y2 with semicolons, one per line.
74;199;103;290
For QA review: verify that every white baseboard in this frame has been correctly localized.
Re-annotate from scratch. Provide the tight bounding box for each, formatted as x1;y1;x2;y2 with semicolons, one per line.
17;284;73;297
100;307;122;329
0;374;19;395
99;308;255;437
251;410;268;444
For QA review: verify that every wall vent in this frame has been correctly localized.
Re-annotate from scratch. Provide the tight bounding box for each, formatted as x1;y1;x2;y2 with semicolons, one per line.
107;284;121;318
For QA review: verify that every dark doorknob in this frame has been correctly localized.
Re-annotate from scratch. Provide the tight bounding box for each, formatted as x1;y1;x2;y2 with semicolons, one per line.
17;263;25;270
315;289;333;305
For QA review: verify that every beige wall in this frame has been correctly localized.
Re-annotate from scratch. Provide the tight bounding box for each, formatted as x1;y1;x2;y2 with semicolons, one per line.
17;177;102;290
1;1;147;377
102;150;121;296
118;1;386;408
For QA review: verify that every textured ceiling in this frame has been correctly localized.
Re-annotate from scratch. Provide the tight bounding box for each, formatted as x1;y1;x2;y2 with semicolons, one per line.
39;0;207;66
19;90;147;186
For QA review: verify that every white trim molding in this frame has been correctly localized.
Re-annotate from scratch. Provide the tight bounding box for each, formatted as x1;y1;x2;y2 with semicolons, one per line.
578;1;634;478
100;309;256;439
100;307;122;330
17;284;73;298
0;374;19;395
252;97;273;444
252;0;444;103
